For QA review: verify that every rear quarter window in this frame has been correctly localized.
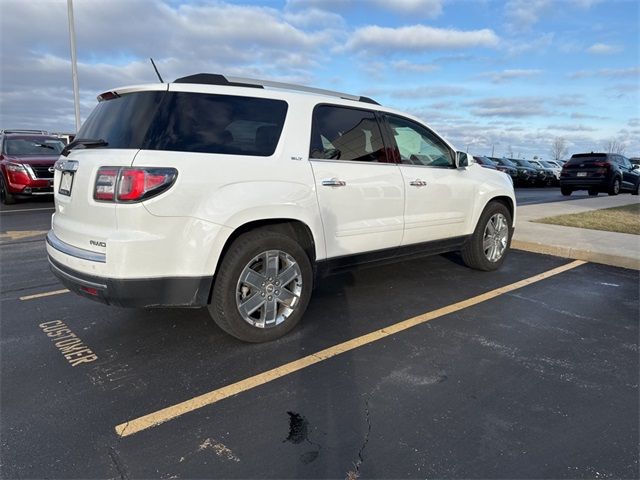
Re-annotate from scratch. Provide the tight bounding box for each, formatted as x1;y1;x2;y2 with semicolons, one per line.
144;93;288;156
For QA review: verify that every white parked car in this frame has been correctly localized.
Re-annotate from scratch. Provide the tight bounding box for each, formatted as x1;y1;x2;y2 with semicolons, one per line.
530;159;561;182
46;74;516;342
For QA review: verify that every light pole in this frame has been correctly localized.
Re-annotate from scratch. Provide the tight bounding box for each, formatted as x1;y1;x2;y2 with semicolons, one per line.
67;0;81;131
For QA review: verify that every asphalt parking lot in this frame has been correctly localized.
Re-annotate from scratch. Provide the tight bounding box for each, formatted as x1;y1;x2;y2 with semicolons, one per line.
1;192;638;479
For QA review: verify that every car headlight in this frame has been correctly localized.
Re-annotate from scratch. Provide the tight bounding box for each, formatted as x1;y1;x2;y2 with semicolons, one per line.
6;162;26;172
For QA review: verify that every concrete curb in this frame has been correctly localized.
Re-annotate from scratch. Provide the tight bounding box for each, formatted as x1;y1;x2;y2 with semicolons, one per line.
512;239;640;271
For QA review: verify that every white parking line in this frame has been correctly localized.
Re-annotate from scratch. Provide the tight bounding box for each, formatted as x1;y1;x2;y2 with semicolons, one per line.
20;289;69;301
0;207;55;214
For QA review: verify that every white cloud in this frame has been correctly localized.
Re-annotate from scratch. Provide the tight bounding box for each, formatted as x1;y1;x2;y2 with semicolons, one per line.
504;0;551;30
478;69;543;83
345;25;499;52
391;60;439;73
283;7;346;28
586;43;622;55
569;67;640;79
372;0;443;18
465;97;549;117
547;124;597;132
504;0;601;30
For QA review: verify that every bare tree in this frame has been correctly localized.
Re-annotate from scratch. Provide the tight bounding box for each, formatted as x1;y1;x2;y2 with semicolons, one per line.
550;137;568;161
604;139;626;155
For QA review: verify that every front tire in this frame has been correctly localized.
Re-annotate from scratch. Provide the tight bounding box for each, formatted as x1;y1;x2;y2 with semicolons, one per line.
0;175;16;205
208;229;313;342
608;177;620;196
632;181;639;196
461;202;512;272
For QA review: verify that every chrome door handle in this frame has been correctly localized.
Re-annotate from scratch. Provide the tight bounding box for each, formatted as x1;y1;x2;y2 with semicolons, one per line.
409;179;427;187
322;178;347;187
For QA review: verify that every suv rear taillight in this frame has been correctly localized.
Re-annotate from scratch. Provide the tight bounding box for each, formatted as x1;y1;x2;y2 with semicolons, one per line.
94;167;177;202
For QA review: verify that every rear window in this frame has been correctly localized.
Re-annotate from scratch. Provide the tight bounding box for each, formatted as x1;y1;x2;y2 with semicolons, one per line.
78;91;163;149
77;91;288;156
5;137;65;155
569;153;609;163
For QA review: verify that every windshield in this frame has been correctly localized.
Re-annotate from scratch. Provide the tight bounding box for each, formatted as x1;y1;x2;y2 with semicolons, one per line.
5;137;65;155
541;161;556;168
515;159;535;168
497;158;516;167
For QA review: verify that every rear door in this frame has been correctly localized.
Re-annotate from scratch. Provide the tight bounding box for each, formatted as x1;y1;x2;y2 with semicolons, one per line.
309;105;404;258
382;113;476;245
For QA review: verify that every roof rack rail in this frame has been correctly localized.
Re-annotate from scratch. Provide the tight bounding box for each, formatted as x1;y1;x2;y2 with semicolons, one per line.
173;73;380;106
0;129;50;135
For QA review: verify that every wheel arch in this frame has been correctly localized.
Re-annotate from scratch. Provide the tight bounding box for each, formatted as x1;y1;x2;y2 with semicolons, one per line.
207;218;317;303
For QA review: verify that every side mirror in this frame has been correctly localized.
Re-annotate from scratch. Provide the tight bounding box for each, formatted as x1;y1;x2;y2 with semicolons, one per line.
456;151;469;168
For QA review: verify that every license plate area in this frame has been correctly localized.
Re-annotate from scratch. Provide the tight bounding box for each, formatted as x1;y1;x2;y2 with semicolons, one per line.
577;172;587;177
59;171;74;196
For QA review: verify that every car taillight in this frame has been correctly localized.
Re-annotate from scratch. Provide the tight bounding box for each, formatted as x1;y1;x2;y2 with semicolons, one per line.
94;168;118;201
94;167;177;202
592;162;609;168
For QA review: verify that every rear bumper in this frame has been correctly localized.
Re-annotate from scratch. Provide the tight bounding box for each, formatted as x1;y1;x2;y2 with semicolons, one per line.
47;251;212;308
560;178;608;188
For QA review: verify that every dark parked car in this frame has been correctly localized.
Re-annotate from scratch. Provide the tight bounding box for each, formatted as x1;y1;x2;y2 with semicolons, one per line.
477;156;518;182
510;159;553;186
492;157;535;186
560;152;640;196
474;155;497;169
0;130;64;204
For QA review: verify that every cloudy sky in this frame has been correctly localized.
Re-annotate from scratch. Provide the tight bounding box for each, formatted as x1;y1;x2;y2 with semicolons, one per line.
1;0;638;158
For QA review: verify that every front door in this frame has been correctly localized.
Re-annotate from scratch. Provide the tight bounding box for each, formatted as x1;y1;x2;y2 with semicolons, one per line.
383;114;477;245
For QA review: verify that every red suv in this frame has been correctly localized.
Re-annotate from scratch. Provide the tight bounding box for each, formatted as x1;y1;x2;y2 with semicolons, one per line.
0;130;65;204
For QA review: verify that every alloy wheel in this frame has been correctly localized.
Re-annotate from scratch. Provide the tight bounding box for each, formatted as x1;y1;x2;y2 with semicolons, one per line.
482;213;509;262
235;250;303;328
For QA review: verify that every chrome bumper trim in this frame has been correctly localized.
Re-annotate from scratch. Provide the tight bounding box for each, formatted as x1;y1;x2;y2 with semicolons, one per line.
46;230;106;263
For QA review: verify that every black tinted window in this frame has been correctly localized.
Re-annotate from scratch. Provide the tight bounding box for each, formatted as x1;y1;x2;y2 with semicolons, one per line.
310;105;387;162
78;91;163;148
78;91;288;156
145;93;288;156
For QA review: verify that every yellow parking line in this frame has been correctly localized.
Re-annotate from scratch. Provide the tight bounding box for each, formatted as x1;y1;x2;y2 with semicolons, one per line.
115;259;587;438
19;289;69;301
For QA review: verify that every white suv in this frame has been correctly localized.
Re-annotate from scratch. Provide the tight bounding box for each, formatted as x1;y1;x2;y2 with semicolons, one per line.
46;74;515;342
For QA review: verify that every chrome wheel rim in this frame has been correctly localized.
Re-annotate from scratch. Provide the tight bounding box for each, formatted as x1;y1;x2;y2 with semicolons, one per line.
483;213;509;262
236;250;303;329
614;179;620;194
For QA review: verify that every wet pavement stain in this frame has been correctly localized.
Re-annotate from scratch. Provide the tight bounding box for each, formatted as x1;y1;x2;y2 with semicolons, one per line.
285;411;308;444
284;411;321;464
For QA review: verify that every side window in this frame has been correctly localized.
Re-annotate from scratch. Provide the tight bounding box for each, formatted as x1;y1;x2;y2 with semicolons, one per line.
385;114;454;167
309;105;387;162
144;93;288;156
622;156;632;168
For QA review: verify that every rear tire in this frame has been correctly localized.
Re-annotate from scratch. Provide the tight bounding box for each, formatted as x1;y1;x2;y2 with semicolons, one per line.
461;202;512;272
208;228;313;343
561;186;572;196
633;181;639;196
0;175;16;205
608;177;620;196
588;189;599;196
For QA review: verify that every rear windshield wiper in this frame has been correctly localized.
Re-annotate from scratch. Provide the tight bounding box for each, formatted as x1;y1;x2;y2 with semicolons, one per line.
61;138;108;157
